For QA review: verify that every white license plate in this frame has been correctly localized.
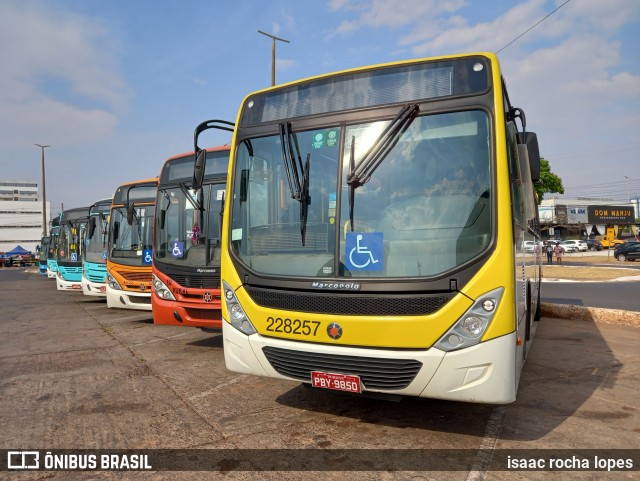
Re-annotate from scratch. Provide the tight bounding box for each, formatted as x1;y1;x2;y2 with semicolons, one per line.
311;371;361;393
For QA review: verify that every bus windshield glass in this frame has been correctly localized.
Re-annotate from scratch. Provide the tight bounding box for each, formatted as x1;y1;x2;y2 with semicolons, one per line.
85;212;110;263
58;221;85;263
154;182;225;267
47;226;59;260
109;206;154;266
230;109;491;278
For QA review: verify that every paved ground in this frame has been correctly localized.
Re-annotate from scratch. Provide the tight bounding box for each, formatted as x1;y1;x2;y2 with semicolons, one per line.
0;269;638;480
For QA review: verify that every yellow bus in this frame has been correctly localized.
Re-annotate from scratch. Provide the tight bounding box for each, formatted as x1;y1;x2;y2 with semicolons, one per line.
106;177;158;310
204;53;541;403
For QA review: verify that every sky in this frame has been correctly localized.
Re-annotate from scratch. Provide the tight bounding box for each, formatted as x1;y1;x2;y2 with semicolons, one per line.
1;0;639;214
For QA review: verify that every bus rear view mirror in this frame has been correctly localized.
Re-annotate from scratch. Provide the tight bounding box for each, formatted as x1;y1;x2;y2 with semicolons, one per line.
127;204;135;225
517;132;540;182
192;149;207;191
240;169;249;203
159;209;166;230
88;216;96;239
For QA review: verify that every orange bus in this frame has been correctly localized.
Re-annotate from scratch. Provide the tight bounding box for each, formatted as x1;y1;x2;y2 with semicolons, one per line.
106;177;158;310
152;146;231;330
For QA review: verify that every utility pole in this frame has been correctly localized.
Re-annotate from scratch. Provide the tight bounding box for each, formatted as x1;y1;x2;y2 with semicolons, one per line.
257;30;290;86
35;144;50;236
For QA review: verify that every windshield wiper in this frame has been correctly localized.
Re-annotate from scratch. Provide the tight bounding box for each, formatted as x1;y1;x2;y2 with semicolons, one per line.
346;103;419;231
279;122;311;245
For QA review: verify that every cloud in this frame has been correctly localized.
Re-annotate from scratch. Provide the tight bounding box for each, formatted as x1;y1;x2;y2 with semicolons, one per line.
329;0;466;37
0;3;130;150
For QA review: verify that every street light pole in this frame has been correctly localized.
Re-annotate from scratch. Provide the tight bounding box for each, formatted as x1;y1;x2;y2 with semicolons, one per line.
257;30;290;86
35;144;50;236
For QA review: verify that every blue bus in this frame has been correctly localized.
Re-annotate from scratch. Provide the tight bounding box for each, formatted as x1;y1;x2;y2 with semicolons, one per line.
56;206;90;291
46;217;60;279
37;235;50;275
82;198;113;297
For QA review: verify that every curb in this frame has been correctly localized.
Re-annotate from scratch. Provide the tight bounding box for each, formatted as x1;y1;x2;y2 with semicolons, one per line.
541;302;640;328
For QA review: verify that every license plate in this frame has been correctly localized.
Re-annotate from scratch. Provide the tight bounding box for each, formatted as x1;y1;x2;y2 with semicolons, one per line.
99;286;106;293
72;284;82;289
311;371;361;393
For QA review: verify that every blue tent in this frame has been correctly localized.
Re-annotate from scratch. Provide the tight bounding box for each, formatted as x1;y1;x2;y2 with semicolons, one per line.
4;245;31;256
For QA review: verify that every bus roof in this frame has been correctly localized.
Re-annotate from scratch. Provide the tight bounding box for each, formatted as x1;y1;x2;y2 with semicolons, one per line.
111;177;158;206
159;146;230;186
60;206;90;223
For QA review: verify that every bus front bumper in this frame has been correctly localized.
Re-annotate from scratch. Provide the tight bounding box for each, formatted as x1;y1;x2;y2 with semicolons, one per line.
223;321;517;404
82;277;107;297
152;296;222;329
106;286;152;311
56;277;84;291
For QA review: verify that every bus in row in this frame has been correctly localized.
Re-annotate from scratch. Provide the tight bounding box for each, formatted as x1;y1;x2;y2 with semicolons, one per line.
38;234;50;275
82;198;113;297
152;146;231;331
192;52;542;403
56;206;90;291
106;178;158;310
46;216;60;279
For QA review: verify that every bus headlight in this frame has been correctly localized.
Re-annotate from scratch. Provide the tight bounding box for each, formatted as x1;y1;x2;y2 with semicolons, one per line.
223;281;257;335
434;287;504;352
107;274;122;291
152;274;175;300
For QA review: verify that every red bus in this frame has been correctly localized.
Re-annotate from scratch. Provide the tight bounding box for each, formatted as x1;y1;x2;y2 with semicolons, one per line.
152;146;231;331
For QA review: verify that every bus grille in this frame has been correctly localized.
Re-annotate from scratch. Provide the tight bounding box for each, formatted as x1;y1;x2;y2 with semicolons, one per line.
118;271;151;282
171;274;220;289
262;347;422;390
86;264;107;282
246;287;452;316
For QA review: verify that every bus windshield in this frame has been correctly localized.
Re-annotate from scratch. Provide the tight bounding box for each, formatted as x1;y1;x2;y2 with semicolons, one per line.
58;221;85;263
230;109;491;278
154;182;225;267
109;206;154;266
47;226;59;260
85;213;110;263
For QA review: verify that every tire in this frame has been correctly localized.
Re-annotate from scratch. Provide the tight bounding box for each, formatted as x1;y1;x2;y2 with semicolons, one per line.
534;281;541;322
617;254;626;261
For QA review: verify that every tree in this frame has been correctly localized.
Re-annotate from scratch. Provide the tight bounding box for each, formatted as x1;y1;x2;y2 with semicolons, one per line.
535;157;564;204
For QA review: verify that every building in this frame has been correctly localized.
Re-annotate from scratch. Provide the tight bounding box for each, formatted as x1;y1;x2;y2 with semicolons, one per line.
0;181;51;253
540;197;638;240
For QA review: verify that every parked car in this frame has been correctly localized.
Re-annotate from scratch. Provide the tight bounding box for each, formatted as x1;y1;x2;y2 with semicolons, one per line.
561;240;588;252
558;241;578;253
522;240;543;253
614;242;640;262
585;239;603;251
615;241;640;253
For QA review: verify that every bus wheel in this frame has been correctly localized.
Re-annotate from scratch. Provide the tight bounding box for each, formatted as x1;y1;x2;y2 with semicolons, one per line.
534;281;541;322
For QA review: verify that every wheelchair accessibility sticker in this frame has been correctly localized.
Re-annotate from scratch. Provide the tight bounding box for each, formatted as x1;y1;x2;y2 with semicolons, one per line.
143;249;153;265
345;232;383;271
171;241;184;259
71;252;77;262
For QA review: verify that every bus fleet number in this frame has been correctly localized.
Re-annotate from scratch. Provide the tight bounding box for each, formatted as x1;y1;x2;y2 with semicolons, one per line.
266;317;321;336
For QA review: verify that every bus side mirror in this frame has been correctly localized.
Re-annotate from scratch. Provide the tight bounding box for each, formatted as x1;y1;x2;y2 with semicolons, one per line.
88;217;96;239
113;222;120;243
159;209;166;229
192;149;207;191
517;132;540;182
240;169;249;203
127;204;134;225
